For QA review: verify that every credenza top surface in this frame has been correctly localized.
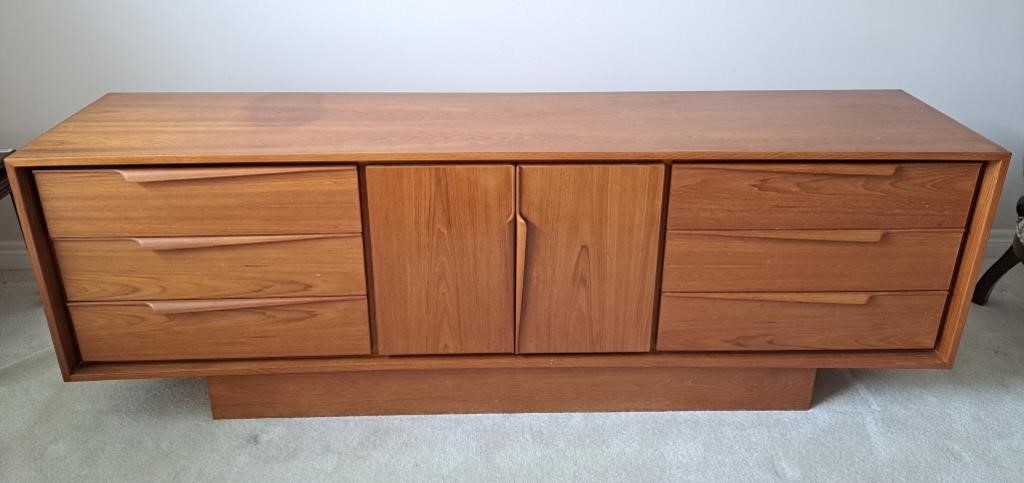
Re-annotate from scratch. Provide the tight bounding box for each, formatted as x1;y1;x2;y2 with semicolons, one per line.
9;90;1008;167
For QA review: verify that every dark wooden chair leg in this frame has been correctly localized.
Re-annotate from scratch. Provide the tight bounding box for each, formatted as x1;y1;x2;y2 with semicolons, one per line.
973;245;1021;305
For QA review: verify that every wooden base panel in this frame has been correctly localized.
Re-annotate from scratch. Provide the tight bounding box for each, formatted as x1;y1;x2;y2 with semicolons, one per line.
207;367;816;419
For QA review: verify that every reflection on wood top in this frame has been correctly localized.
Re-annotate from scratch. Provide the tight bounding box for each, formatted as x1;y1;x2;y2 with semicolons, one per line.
8;90;1009;166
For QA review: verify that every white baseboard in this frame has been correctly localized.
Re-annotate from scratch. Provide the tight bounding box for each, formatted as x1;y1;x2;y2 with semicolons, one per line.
0;240;30;270
0;228;1018;271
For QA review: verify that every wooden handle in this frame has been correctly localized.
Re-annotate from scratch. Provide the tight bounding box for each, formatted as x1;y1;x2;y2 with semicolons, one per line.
114;166;346;183
513;166;528;345
515;213;528;332
697;164;899;176
665;292;875;305
142;297;354;315
683;230;888;243
128;234;347;251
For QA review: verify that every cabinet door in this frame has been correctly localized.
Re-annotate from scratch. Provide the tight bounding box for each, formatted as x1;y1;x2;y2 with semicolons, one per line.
366;165;515;355
517;165;665;353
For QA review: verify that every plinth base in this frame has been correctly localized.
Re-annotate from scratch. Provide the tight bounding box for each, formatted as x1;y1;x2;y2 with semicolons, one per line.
207;366;817;419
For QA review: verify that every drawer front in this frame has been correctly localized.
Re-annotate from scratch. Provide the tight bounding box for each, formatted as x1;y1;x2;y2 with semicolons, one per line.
662;229;962;292
668;163;979;230
657;292;947;351
55;235;366;302
70;297;371;361
36;166;362;237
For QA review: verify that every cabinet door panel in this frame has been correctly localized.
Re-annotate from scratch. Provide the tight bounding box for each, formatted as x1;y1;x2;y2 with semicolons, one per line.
517;165;664;353
366;165;515;355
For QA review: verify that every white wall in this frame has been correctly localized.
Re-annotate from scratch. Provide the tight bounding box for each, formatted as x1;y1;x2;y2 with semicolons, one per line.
2;0;1023;261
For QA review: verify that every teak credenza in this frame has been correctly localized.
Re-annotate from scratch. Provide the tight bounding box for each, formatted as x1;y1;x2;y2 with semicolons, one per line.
5;91;1010;418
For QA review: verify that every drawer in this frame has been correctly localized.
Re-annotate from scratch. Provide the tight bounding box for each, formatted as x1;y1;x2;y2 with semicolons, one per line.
55;234;366;302
35;166;362;237
657;291;947;351
668;163;979;230
662;229;962;292
70;296;371;361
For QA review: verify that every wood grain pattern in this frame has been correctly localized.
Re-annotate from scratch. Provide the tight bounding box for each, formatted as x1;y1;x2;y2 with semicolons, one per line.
54;234;366;301
662;229;963;292
5;166;80;380
668;163;980;230
366;165;515;355
70;297;370;361
207;367;817;418
6;92;1007;167
517;165;664;353
937;157;1011;365
35;167;362;237
657;292;947;351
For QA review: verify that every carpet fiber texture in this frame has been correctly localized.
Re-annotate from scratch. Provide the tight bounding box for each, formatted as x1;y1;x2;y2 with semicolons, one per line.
1;268;1023;482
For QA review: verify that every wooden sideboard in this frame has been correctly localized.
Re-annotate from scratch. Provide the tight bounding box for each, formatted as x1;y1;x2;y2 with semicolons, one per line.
5;91;1010;418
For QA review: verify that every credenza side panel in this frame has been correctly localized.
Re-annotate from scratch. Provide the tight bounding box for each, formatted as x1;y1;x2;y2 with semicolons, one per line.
7;166;80;380
516;164;664;353
936;157;1009;364
366;165;516;355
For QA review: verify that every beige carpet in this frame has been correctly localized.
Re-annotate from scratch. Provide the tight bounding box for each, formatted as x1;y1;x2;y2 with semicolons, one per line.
1;267;1023;482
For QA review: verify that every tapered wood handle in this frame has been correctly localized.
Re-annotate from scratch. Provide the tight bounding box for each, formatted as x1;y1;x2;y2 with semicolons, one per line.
128;234;347;251
665;292;876;305
682;230;889;243
697;164;899;176
515;213;528;332
142;297;354;315
114;166;347;183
